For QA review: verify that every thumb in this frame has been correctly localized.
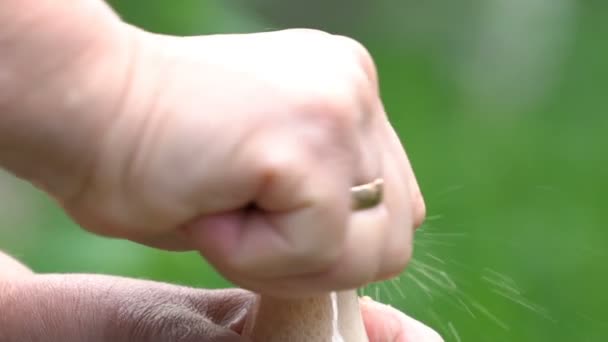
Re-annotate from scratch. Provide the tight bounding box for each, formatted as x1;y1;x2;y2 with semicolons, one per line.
359;297;444;342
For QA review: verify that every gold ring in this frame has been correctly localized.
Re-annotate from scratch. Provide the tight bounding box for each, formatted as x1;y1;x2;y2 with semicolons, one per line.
351;178;384;210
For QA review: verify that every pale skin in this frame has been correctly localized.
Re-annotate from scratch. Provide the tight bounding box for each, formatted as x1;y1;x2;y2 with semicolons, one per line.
0;0;442;341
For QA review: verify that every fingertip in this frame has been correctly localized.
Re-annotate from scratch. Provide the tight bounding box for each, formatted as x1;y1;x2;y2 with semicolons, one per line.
412;188;427;229
360;297;403;341
359;297;444;342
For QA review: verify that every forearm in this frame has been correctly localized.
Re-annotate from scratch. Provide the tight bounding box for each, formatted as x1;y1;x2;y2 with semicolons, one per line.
0;0;134;199
0;272;115;341
0;254;112;340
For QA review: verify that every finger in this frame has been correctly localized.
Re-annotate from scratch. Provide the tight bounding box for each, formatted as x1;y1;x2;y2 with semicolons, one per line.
291;108;389;290
220;145;413;296
382;115;426;228
359;297;444;342
376;140;416;281
304;110;416;289
186;125;357;286
372;116;424;281
214;121;399;296
249;198;389;296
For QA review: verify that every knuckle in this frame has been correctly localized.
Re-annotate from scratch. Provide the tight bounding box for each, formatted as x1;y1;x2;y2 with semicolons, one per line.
251;144;302;188
334;35;378;86
318;96;357;132
296;89;359;135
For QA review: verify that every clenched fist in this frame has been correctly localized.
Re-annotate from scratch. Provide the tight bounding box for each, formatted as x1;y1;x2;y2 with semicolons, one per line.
1;3;425;297
63;28;425;296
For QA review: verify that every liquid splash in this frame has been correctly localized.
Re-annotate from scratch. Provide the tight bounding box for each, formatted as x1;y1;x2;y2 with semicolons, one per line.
359;208;558;342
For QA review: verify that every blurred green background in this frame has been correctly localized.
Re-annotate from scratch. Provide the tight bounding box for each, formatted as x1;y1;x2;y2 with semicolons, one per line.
1;0;606;341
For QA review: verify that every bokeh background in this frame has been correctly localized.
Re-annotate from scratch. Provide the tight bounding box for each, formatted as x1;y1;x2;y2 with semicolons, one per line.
1;0;606;341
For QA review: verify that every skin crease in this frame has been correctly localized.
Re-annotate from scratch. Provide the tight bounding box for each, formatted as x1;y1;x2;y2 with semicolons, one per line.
0;1;442;341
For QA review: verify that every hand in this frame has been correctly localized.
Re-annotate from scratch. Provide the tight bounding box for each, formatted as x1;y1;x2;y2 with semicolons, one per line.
361;297;444;342
1;274;251;342
46;27;426;297
0;273;441;342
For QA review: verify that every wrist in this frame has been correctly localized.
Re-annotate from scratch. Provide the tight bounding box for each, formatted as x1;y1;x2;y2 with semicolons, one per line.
0;2;137;200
